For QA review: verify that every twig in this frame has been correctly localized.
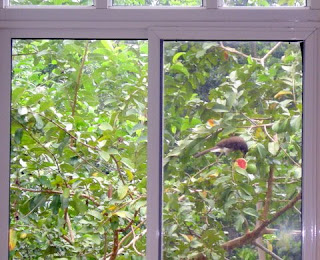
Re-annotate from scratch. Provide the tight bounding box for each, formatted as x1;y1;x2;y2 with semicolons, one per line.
219;42;260;62
192;161;217;179
39;113;98;151
253;241;283;260
260;42;282;67
62;235;73;244
220;42;282;68
131;225;144;256
64;209;75;244
110;155;126;185
110;211;138;260
116;229;147;256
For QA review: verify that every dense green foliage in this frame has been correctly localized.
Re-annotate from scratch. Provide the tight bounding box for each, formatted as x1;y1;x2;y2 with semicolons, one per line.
10;39;302;259
163;41;302;259
10;40;147;259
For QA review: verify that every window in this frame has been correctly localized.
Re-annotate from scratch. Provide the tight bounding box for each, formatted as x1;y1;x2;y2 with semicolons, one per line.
1;1;320;260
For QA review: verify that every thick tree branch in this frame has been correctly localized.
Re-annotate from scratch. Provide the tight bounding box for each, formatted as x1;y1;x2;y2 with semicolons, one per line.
221;192;301;251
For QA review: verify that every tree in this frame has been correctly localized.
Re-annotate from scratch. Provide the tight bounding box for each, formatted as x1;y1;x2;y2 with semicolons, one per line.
163;41;302;259
10;40;147;259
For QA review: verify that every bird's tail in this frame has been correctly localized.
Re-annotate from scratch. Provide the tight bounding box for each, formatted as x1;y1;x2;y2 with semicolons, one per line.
193;146;220;158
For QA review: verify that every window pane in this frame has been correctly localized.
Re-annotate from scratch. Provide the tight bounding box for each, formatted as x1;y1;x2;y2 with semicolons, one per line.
223;0;305;7
113;0;202;7
163;41;302;259
10;0;92;6
10;39;147;258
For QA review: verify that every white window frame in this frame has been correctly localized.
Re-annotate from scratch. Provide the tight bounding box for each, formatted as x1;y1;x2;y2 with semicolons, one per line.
1;1;320;259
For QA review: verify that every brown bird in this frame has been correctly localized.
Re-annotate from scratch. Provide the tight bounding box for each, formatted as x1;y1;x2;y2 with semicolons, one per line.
193;136;248;158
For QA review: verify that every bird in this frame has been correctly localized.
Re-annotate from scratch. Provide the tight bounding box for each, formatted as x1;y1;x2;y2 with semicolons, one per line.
193;136;248;158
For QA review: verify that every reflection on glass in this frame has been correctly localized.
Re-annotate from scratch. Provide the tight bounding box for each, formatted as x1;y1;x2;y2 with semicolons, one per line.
10;40;147;258
113;0;201;6
224;0;305;7
163;41;302;259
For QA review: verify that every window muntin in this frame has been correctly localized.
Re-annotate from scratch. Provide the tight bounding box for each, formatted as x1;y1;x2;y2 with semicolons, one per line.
9;0;93;6
223;0;305;7
10;39;147;258
112;0;202;6
163;41;302;259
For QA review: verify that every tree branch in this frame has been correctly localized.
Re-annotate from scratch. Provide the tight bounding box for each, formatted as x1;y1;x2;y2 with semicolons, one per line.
252;241;283;260
262;166;274;220
221;192;301;251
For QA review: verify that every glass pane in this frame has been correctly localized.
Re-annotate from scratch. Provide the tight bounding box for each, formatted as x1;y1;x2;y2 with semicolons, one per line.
10;39;147;258
113;0;202;7
163;41;302;259
10;0;92;6
224;0;305;7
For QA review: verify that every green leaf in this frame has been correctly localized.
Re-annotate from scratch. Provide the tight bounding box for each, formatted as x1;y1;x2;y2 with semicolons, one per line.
12;87;25;104
211;104;229;112
235;214;245;231
99;151;110;162
99;122;113;131
118;185;128;200
257;143;267;158
88;210;103;220
34;114;44;129
290;115;302;131
63;188;70;199
14;128;23;144
50;195;61;215
235;167;248;177
243;208;258;218
172;52;186;63
114;211;131;218
170;62;189;77
268;141;279;156
39;99;54;112
121;158;134;171
58;136;70;155
26;94;44;106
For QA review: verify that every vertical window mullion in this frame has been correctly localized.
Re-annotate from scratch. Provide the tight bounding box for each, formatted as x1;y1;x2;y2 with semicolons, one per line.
95;0;108;9
146;29;162;260
0;30;11;260
204;0;219;8
302;28;319;260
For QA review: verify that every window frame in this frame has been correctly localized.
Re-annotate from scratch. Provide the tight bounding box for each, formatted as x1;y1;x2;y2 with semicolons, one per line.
1;2;320;260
